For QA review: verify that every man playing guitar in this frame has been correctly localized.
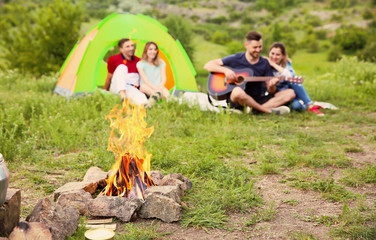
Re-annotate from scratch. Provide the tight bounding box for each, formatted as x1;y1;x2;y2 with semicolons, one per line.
204;31;295;114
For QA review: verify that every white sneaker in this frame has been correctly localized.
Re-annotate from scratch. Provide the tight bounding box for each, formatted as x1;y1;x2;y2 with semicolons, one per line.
271;106;290;115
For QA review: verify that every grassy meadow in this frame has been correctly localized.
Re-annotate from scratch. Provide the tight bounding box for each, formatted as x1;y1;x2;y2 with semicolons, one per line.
1;42;375;239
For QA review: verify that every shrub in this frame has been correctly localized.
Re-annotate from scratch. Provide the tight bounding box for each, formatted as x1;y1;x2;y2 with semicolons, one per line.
357;41;376;62
262;24;298;57
210;31;231;45
84;0;117;19
190;14;199;22
333;56;376;86
254;0;301;12
0;0;84;75
229;11;242;21
333;25;367;52
227;41;244;55
330;0;358;8
362;9;374;20
108;0;152;14
370;20;376;30
162;14;195;63
241;16;256;25
327;45;342;62
206;15;228;25
315;29;328;40
192;25;212;41
305;14;322;27
330;13;344;22
300;34;320;53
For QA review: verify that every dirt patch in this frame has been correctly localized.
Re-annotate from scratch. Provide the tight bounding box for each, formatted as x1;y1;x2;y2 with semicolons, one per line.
346;147;376;167
249;174;342;239
132;217;249;240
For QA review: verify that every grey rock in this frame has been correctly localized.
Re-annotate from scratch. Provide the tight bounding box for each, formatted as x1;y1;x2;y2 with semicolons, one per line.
53;182;97;200
88;196;144;222
162;173;192;191
145;185;182;203
26;197;80;240
159;178;184;197
139;194;182;223
148;170;163;186
56;189;93;215
83;167;108;188
0;189;21;237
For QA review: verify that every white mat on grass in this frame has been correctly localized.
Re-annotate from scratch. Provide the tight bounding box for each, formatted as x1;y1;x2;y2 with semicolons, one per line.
313;101;339;110
174;92;339;113
174;92;227;113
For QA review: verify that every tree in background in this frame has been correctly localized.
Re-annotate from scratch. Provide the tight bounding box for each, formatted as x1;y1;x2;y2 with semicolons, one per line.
262;23;298;57
107;0;152;15
162;14;195;63
333;25;367;52
85;0;117;19
0;0;84;75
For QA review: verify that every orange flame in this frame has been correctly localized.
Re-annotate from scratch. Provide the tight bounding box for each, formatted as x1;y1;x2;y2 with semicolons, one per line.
101;99;154;198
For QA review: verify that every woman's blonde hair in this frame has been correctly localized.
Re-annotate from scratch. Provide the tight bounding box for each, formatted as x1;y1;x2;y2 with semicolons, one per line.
269;42;291;67
141;41;161;66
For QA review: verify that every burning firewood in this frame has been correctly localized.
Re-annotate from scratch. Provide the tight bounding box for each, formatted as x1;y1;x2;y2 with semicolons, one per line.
100;99;154;199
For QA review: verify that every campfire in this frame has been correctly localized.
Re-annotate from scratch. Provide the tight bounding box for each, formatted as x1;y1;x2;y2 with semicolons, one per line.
15;99;192;240
100;99;154;199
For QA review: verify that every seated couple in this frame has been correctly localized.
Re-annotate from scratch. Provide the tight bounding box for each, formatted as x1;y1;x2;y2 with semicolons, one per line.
104;38;170;107
204;30;324;116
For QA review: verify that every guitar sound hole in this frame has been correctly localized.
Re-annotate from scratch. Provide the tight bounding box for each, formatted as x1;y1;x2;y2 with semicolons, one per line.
237;76;244;83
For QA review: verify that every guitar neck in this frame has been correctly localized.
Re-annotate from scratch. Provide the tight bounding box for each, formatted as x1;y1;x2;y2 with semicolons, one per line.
241;76;275;82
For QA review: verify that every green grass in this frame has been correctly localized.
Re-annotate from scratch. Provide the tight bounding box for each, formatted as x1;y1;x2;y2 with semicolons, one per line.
331;202;376;239
282;199;300;206
116;222;168;240
243;201;277;226
340;164;376;187
1;39;376;239
285;173;358;202
287;231;319;240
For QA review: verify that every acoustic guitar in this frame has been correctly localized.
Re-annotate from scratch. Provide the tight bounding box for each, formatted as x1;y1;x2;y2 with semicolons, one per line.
207;67;303;100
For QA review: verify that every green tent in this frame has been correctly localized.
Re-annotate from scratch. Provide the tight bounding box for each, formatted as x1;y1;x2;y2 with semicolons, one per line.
54;13;198;97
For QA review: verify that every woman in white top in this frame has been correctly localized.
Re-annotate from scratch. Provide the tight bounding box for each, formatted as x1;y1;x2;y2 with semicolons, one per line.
267;42;324;116
137;42;170;100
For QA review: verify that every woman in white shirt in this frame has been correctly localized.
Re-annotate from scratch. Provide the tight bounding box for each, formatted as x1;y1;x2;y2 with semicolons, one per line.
137;42;170;101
